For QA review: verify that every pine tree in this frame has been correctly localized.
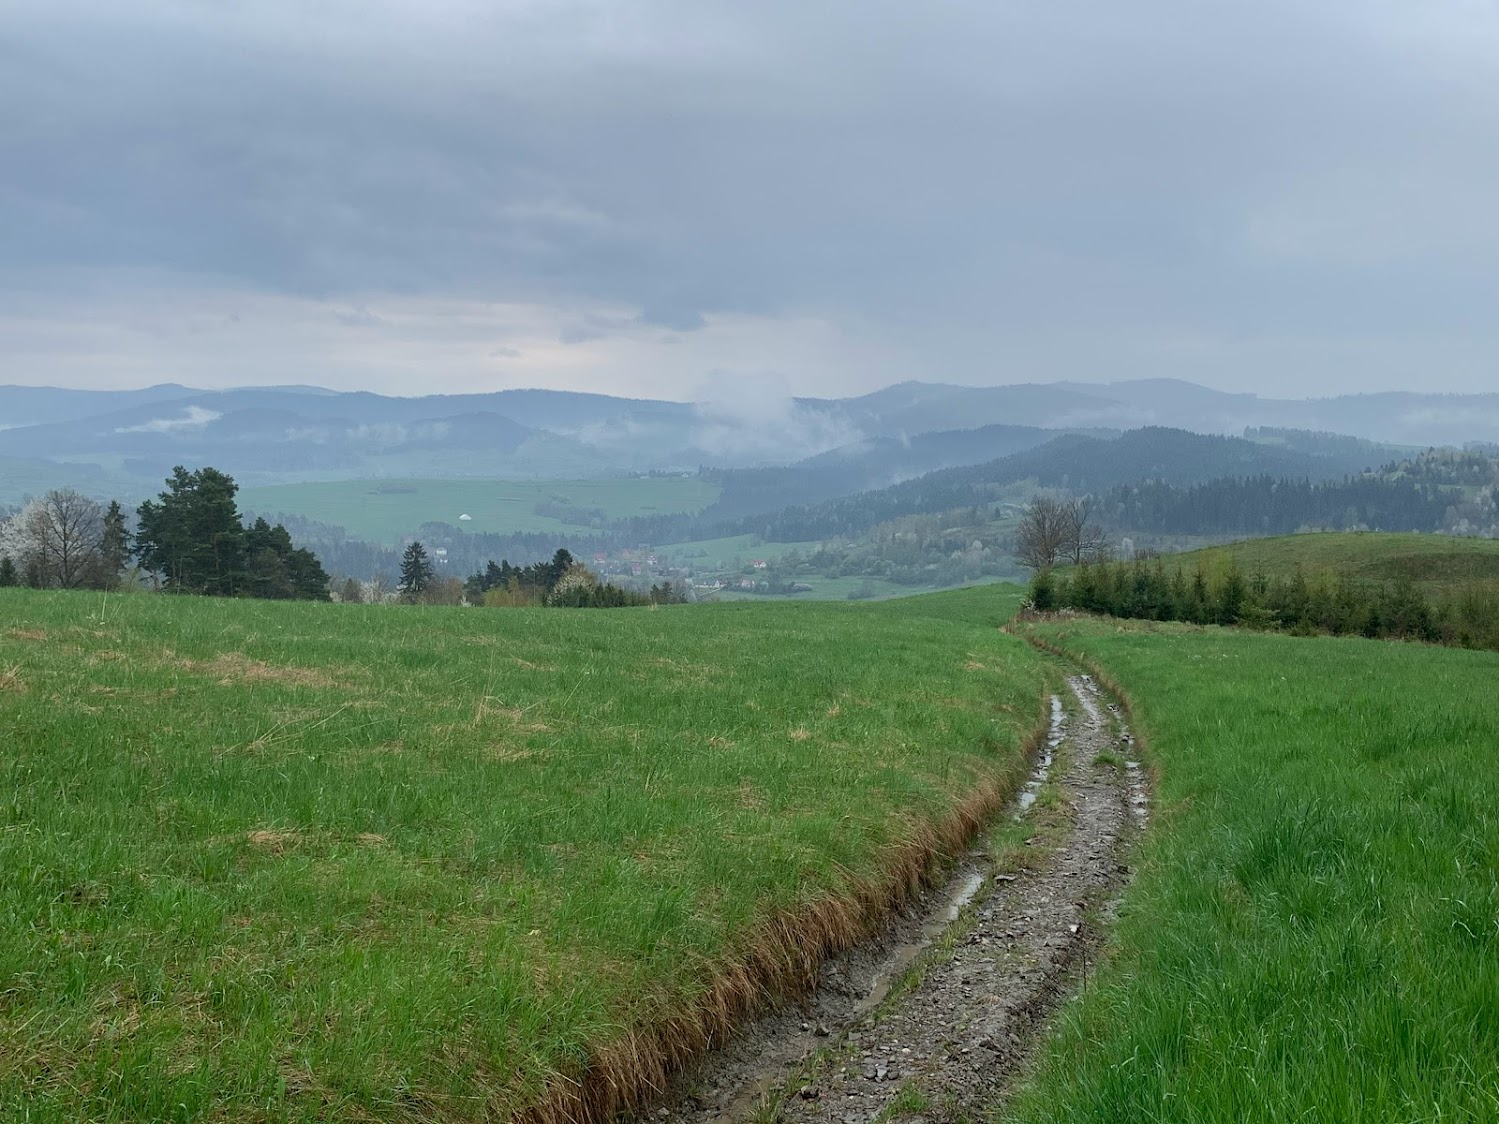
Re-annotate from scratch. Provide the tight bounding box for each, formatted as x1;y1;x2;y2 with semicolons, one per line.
399;541;435;601
1028;568;1056;611
1217;563;1247;625
0;557;15;587
133;468;326;599
135;466;246;595
92;500;130;589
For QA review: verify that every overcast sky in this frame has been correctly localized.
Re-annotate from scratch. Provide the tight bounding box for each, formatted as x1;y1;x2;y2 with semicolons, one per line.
4;1;1498;400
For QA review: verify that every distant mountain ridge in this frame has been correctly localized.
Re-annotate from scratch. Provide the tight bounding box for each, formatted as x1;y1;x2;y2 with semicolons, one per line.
0;378;1494;506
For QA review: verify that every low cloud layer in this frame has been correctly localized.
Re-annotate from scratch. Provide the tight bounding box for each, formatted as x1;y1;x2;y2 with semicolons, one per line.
5;1;1499;398
114;406;222;434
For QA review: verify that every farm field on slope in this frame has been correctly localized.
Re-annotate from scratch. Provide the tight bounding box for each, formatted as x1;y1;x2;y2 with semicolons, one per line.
1006;617;1499;1122
0;585;1046;1122
1170;531;1499;597
238;476;722;543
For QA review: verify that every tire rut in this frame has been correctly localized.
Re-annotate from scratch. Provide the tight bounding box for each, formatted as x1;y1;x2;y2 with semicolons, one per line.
631;674;1146;1124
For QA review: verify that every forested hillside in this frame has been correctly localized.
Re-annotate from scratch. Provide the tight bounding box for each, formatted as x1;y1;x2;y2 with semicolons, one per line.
752;427;1378;542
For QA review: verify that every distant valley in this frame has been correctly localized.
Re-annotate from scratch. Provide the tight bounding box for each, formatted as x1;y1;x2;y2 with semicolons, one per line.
3;377;1495;601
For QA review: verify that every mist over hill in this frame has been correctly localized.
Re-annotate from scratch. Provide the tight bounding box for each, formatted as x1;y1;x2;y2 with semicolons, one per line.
3;377;1496;507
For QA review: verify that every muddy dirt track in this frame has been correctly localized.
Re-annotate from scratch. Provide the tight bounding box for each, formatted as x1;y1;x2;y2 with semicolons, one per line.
632;674;1147;1124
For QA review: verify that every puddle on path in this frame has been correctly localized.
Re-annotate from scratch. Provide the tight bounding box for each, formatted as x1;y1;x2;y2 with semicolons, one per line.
1017;693;1064;815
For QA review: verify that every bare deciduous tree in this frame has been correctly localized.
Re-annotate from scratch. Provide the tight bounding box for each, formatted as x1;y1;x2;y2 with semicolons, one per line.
1016;495;1110;570
1062;496;1109;564
0;489;108;589
1015;496;1071;570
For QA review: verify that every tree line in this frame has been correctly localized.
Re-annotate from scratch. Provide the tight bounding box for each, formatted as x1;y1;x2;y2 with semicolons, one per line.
1029;557;1499;653
0;467;330;600
387;544;685;607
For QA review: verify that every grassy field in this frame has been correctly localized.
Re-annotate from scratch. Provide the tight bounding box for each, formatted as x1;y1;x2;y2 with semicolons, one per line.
1006;616;1499;1122
1170;531;1499;596
0;584;1046;1122
238;477;722;543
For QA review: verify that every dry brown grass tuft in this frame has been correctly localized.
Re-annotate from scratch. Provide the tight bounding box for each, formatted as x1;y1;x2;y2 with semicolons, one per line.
487;746;540;763
179;652;341;689
246;829;303;853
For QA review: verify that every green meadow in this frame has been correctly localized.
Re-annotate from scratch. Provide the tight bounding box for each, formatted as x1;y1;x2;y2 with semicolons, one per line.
0;585;1047;1122
238;477;722;543
8;557;1496;1124
1007;616;1499;1122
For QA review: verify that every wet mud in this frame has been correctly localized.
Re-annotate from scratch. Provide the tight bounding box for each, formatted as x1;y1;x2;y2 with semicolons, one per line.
631;674;1146;1124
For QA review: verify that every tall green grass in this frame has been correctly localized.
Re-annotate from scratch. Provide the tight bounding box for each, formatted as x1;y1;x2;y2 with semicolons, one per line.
0;585;1044;1121
1007;618;1499;1122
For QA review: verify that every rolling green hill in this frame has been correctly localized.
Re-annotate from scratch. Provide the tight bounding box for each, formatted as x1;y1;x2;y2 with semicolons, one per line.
1169;532;1499;595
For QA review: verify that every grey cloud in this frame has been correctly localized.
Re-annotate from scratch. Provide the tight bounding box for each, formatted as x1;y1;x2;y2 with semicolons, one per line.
558;312;640;346
4;1;1499;395
335;306;387;328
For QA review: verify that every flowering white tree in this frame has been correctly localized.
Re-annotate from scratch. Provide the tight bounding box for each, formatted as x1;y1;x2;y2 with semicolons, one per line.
0;489;108;588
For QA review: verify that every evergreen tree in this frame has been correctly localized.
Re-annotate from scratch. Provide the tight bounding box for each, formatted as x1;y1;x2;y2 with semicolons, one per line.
399;541;435;601
92;500;130;590
134;468;326;599
542;548;575;592
242;517;327;600
1028;568;1056;610
1217;564;1247;625
0;557;15;587
1187;567;1210;623
135;467;246;594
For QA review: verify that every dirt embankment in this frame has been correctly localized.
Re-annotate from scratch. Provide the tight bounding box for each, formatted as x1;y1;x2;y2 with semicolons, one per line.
635;674;1147;1123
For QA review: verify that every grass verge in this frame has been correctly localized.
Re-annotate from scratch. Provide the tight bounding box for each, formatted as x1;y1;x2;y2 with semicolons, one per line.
0;584;1044;1122
1006;616;1499;1122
